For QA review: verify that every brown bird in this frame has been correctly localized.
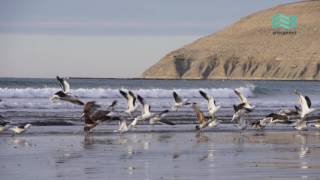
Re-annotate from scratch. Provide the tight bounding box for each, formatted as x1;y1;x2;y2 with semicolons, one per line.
192;103;213;130
82;101;120;132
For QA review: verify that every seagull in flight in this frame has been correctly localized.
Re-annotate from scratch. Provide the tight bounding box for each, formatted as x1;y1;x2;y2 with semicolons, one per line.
82;101;120;132
10;123;32;134
192;103;215;130
294;91;316;130
199;90;221;117
295;91;315;118
234;89;255;111
171;91;190;111
119;90;137;116
129;95;174;128
50;76;84;105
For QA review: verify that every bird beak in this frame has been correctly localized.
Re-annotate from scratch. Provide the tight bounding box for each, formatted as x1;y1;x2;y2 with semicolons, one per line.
80;113;84;118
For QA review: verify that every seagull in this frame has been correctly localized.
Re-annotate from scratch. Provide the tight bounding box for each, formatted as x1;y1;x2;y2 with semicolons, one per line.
267;112;291;124
172;91;191;111
50;76;84;105
199;90;221;117
10;124;32;134
129;95;174;128
295;91;315;118
234;89;255;111
251;117;272;130
82;101;120;132
231;103;247;122
0;119;10;133
149;110;175;126
192;103;214;130
119;90;137;116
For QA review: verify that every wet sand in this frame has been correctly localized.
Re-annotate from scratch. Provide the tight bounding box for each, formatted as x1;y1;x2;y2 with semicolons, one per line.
1;126;320;180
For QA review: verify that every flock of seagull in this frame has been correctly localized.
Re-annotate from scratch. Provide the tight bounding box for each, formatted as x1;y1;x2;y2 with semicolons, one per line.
1;76;320;135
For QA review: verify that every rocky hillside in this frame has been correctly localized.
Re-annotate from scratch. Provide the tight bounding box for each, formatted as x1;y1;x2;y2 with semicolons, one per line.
142;1;320;80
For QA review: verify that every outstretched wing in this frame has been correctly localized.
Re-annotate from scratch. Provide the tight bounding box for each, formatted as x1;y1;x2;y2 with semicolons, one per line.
173;91;182;103
199;90;209;101
304;96;312;108
234;89;248;103
128;91;136;107
56;76;70;93
137;95;145;105
119;90;128;100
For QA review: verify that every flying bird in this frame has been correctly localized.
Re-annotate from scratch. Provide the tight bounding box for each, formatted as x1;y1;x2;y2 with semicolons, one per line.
50;76;84;105
129;95;174;128
119;90;137;116
10;124;32;134
82;101;120;132
192;103;214;130
234;89;255;111
199;90;221;117
171;91;190;111
295;91;315;118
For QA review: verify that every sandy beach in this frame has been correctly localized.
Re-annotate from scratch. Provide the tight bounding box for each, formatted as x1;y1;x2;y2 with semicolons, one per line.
1;125;320;180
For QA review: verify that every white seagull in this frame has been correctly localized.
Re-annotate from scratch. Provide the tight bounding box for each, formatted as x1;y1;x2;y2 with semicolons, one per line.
171;91;191;111
50;76;84;105
10;124;32;134
294;91;315;130
234;89;255;111
199;90;221;117
119;90;137;116
295;91;315;118
129;95;174;128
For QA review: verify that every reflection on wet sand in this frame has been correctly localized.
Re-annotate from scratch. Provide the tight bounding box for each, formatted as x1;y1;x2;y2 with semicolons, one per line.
1;131;320;180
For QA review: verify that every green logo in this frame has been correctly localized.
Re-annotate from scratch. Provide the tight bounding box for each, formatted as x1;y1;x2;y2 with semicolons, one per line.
272;13;296;30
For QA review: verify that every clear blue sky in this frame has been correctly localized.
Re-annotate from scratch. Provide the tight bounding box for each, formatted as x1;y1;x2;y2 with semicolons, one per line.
0;0;297;78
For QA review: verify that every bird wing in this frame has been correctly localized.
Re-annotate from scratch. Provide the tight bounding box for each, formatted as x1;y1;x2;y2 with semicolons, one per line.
128;91;136;107
137;95;145;105
56;76;71;93
119;90;128;100
297;93;310;113
173;91;182;103
108;100;117;109
199;90;209;101
305;96;312;108
234;89;248;103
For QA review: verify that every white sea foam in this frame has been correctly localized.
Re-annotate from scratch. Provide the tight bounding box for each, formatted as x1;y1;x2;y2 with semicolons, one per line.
0;86;255;99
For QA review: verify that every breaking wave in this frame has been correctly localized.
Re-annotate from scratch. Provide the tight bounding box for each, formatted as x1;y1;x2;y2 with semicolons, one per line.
0;86;255;99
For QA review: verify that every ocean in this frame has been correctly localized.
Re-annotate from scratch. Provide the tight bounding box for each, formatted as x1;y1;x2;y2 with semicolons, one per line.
1;78;320;180
0;78;320;128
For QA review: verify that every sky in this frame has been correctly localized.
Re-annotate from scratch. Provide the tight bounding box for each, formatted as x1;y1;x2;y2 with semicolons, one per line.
0;0;297;78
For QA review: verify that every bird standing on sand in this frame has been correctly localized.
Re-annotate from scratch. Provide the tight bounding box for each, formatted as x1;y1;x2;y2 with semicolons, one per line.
10;124;32;134
50;76;84;105
119;90;137;116
171;91;191;111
